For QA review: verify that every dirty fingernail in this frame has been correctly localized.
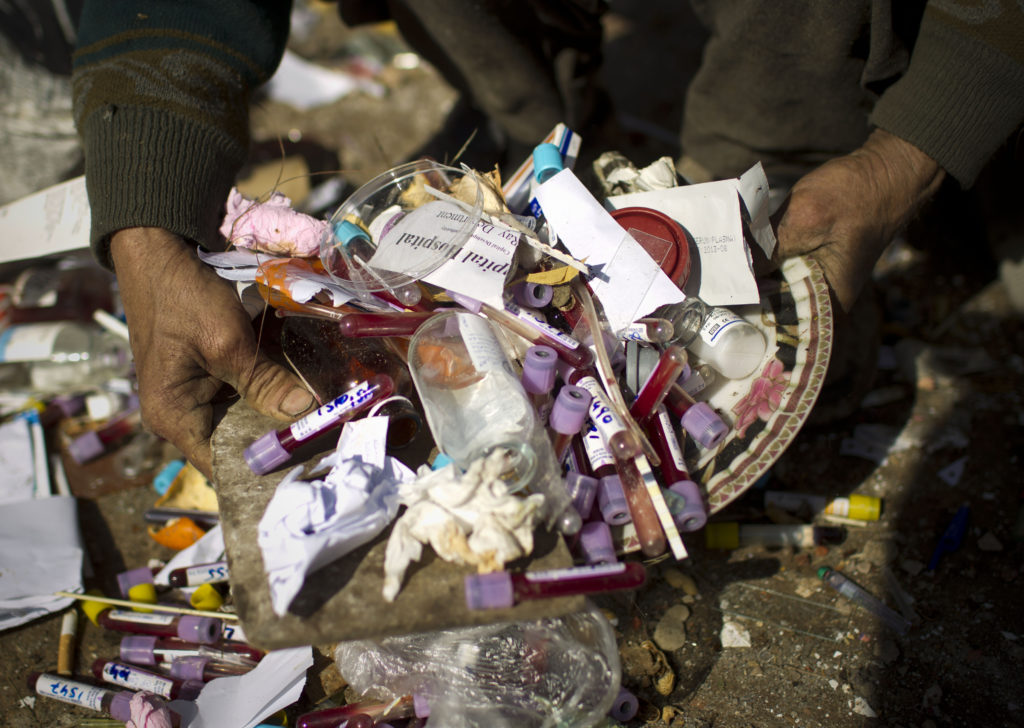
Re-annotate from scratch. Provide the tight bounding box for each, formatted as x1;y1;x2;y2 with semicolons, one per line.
281;387;315;417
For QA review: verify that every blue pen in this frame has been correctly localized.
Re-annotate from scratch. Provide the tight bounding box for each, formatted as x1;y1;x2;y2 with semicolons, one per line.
928;504;970;570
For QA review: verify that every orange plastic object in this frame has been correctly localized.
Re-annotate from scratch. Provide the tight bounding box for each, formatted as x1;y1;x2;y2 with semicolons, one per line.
148;517;206;551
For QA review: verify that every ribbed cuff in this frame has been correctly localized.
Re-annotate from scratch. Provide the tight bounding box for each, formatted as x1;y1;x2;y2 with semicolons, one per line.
871;15;1024;187
80;105;246;267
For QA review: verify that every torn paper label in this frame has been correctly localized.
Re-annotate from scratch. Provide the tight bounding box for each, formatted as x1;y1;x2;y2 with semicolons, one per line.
733;162;776;259
367;200;517;309
533;169;685;332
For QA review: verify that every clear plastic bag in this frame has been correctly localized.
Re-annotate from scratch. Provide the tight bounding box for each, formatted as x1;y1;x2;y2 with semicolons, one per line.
334;605;620;728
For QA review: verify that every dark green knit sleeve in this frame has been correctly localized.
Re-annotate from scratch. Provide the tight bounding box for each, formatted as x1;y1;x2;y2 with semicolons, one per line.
71;0;293;266
870;1;1024;187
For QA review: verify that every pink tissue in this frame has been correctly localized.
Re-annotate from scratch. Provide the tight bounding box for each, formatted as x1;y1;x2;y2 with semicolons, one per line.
220;187;329;257
125;692;174;728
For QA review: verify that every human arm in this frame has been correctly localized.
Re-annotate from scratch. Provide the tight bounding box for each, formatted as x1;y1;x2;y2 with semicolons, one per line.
773;2;1023;312
71;1;310;476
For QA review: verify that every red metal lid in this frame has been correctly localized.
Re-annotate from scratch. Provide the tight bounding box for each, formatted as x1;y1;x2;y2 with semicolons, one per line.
610;206;692;287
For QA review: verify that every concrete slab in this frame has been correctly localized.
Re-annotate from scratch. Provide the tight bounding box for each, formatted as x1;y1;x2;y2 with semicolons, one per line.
210;398;583;651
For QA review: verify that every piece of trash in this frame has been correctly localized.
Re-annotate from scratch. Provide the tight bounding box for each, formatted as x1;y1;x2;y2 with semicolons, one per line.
978;531;1004;552
818;566;911;635
937;456;968;486
928;505;970;570
720;620;751;647
853;696;878;717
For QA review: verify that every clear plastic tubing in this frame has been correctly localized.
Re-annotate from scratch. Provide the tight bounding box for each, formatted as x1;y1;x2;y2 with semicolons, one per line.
92;658;201;700
244;374;394;475
167;560;230;588
296;695;420;728
547;384;592;464
336;310;436;337
464;561;646;609
333;220;423;307
628;344;688;423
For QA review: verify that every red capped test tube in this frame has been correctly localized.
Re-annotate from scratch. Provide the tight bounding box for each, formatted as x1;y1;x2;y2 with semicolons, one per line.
244;374;394;475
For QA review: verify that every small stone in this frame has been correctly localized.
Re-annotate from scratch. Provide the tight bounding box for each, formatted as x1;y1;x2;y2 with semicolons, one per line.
923;683;943;710
814;544;830;558
653;605;690;651
720;620;751;648
829;679;839;689
662;567;699;595
853;697;877;717
794;552;811;567
978;532;1004;552
900;559;925;576
794;577;819;598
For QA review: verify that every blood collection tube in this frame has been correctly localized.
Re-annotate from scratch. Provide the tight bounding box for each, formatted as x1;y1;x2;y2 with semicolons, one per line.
570;374;665;555
521;345;558;424
67;403;141;464
567;369;641;461
296;695;424;728
167;560;230;588
645;404;707;532
120;635;262;667
575;520;618;564
628;345;688;423
619;317;674;345
564;470;598;521
704;523;846;549
244;374;394;475
464;561;646;609
331;221;424;308
82;602;223;644
511;281;553;308
170;655;256;681
336;310;436;337
27;672;140;723
664;383;729;449
92;659;203;700
449;290;594;370
547;384;591;463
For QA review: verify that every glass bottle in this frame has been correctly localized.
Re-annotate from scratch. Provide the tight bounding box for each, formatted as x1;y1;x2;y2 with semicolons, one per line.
655;298;766;380
0;321;131;393
407;310;580;534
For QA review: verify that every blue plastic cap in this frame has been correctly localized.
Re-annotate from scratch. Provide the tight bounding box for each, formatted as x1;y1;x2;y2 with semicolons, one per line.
333;220;369;246
153;459;186;496
532;143;564;183
431;453;455;470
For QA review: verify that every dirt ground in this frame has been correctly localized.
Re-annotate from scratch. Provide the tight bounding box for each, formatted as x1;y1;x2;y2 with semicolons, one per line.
3;2;1024;727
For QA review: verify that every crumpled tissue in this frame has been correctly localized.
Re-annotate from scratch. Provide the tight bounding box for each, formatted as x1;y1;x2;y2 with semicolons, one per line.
220;186;329;257
257;418;414;616
383;448;547;602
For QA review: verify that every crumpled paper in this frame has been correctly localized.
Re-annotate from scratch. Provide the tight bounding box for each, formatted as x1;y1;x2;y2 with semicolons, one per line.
257;418;414;616
382;448;547;602
220;187;329;256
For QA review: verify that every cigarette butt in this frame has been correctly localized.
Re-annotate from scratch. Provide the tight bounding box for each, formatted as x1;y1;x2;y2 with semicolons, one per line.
57;608;77;675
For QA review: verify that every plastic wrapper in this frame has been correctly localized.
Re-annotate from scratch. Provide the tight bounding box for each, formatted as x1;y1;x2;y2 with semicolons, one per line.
334;606;620;728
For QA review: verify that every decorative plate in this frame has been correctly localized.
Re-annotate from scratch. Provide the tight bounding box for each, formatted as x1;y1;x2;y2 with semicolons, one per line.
685;256;834;513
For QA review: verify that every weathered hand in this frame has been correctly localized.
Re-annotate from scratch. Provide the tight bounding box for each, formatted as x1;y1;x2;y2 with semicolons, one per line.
110;228;315;478
772;129;945;312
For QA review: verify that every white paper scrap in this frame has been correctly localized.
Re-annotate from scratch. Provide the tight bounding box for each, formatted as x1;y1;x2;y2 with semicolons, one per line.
171;646;313;728
605;165;774;307
0;496;82;632
533;169;685;332
0;176;90;264
265;50;384;110
197;248;355;306
367;200;517;309
257;418;414;616
0;418;35;505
